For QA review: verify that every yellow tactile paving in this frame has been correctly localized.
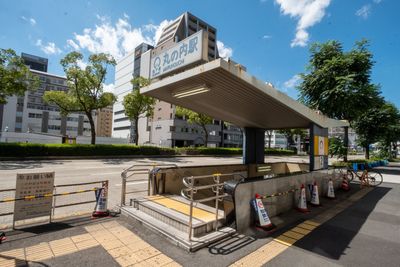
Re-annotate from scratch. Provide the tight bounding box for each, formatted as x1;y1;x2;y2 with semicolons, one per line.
71;233;93;243
127;240;151;252
25;243;54;262
147;195;217;222
49;237;78;256
133;246;162;262
274;235;297;246
0;248;25;260
303;220;320;227
282;230;305;240
74;238;99;250
144;253;175;267
291;226;312;235
297;222;317;231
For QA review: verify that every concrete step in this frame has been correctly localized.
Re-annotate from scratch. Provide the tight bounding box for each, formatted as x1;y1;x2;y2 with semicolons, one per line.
132;195;225;237
121;204;235;252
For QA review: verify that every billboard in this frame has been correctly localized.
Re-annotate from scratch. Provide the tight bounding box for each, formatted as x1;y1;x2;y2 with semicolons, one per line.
150;30;207;79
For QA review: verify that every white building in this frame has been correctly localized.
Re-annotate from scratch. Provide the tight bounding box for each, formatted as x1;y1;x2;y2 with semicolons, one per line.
0;53;92;139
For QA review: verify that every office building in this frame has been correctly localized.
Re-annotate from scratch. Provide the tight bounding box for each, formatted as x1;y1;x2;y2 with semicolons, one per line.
0;53;92;137
95;105;113;137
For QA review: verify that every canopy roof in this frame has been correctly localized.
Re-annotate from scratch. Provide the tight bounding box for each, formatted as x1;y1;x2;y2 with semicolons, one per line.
141;59;349;129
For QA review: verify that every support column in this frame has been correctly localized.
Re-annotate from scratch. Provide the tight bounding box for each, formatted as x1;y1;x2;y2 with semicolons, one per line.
343;126;349;162
243;127;265;164
309;123;329;172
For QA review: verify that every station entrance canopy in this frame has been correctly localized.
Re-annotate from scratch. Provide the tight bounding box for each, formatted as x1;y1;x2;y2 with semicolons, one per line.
141;58;348;130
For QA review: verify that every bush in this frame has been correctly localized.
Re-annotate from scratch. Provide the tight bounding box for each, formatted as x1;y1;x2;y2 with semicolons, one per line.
0;143;176;157
0;143;297;158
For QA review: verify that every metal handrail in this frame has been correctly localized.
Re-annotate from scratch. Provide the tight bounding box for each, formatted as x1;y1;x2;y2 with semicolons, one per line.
181;172;238;240
120;163;178;206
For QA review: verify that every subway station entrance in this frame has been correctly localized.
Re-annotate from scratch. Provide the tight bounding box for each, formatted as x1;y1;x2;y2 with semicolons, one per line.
120;52;348;250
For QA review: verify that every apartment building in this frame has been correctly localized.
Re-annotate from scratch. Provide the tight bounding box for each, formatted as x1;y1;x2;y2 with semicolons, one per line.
0;53;92;137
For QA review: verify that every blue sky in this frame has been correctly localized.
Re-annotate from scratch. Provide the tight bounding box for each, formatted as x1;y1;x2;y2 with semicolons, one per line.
0;0;399;107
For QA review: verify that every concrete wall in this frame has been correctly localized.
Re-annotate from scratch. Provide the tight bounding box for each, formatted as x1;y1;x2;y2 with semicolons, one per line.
0;132;62;144
234;169;341;234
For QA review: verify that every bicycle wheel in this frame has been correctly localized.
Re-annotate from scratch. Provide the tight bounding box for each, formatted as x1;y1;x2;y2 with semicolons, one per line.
346;169;354;182
366;171;383;187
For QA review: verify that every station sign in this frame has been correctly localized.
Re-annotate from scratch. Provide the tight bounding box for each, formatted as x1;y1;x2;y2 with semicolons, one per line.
13;172;55;222
150;30;208;79
313;136;328;170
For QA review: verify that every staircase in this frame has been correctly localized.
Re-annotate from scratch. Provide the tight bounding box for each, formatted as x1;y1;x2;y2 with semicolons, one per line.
120;194;235;251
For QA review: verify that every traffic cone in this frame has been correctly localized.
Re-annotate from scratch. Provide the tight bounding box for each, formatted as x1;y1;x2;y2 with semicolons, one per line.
251;194;275;231
0;232;6;244
92;181;110;217
310;182;320;206
327;179;335;199
341;177;350;191
297;184;309;213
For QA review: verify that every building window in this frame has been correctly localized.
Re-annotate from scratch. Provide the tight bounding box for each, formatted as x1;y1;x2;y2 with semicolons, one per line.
170;126;175;132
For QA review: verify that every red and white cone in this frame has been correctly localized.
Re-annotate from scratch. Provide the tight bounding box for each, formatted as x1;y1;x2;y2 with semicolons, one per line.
92;181;110;217
297;184;309;213
327;179;335;199
0;232;6;244
254;194;275;231
310;182;320;206
341;177;350;191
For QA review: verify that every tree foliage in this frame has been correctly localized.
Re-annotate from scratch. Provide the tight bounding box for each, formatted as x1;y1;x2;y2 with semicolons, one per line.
175;106;213;147
298;40;381;122
328;137;347;159
0;48;39;104
123;77;156;145
43;51;116;144
353;102;400;159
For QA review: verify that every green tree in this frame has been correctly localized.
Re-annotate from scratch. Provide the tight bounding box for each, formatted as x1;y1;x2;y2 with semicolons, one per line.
353;101;399;159
377;103;400;159
298;39;382;160
0;48;39;104
265;130;273;148
175;107;213;147
328;137;347;159
43;52;116;144
123;77;156;145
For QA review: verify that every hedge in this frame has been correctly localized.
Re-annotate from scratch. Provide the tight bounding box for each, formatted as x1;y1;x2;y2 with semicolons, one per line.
0;143;296;158
0;143;177;157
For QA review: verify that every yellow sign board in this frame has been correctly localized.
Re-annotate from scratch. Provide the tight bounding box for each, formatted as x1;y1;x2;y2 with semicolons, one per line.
314;136;328;156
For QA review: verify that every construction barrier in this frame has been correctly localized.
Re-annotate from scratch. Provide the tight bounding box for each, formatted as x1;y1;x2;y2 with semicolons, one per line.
0;180;108;228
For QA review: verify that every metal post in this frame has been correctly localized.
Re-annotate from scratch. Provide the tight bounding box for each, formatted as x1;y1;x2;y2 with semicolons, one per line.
51;186;56;222
121;175;126;206
214;174;220;231
188;185;194;241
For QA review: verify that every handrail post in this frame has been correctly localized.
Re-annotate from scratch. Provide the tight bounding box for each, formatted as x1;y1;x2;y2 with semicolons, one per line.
214;174;220;231
188;186;194;241
121;173;126;206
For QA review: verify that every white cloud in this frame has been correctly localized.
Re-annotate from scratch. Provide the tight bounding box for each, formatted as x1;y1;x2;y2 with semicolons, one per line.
36;39;62;55
217;40;233;59
274;0;331;47
76;59;88;70
262;35;272;39
356;4;371;19
68;15;172;59
283;74;301;88
67;39;80;50
21;16;36;26
373;0;382;4
103;83;114;93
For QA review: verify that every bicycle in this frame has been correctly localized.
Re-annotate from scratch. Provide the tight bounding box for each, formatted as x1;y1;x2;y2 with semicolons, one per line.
332;166;354;182
354;166;383;187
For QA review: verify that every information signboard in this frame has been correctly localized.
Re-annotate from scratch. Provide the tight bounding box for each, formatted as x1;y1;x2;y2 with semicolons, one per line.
13;172;55;222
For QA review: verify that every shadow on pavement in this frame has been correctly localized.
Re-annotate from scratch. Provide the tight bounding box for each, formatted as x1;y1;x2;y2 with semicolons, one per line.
208;234;257;255
0;160;66;170
293;186;391;260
